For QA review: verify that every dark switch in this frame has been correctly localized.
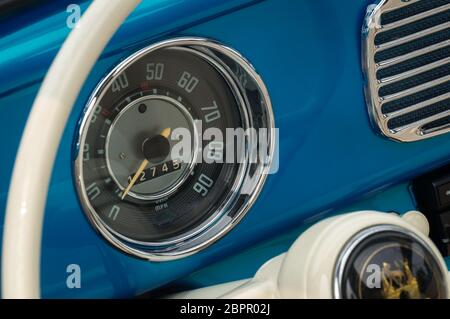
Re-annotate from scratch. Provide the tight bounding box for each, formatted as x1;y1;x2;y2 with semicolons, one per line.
413;164;450;257
437;182;450;209
439;211;450;257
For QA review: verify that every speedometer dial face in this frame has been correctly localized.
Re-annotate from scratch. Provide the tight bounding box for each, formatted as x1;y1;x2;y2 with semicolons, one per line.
75;38;274;260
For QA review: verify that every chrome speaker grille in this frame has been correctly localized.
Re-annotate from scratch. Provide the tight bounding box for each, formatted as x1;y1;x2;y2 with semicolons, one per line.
364;0;450;142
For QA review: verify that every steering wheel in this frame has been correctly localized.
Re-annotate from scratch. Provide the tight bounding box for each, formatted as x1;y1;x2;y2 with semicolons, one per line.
2;0;142;298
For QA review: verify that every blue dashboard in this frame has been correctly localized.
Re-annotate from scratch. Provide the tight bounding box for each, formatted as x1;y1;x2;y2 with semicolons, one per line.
0;0;450;298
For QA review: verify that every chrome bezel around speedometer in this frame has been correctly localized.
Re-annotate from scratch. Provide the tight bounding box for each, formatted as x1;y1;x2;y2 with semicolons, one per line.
74;37;275;261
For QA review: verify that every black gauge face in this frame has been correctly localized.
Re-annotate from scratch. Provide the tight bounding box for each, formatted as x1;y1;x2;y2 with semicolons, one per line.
338;229;448;299
75;39;273;259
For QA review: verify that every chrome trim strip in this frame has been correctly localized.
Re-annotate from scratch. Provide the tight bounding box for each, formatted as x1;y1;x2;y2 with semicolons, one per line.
422;120;450;134
376;22;450;50
391;109;450;133
377;40;450;67
381;3;450;31
378;57;450;83
379;74;450;101
384;91;450;118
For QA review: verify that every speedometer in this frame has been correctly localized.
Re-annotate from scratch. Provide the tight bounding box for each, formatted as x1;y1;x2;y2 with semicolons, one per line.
74;38;274;260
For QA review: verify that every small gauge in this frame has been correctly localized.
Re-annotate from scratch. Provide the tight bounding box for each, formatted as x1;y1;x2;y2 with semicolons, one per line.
74;38;274;260
335;226;449;299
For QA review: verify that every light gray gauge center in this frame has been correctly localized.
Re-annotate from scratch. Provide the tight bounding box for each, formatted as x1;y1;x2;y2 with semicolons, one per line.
105;95;196;200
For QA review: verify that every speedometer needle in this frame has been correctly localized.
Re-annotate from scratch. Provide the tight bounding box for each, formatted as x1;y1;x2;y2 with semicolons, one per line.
121;127;171;200
121;158;148;200
160;127;171;139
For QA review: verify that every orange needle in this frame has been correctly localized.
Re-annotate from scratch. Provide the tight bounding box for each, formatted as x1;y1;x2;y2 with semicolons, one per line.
121;128;171;200
160;127;171;138
121;158;148;200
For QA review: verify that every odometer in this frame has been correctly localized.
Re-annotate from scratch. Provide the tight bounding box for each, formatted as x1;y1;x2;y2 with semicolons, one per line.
74;38;274;260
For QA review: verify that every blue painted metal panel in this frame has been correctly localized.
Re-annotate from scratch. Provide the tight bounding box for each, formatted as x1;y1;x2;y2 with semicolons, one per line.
178;183;418;289
0;0;448;298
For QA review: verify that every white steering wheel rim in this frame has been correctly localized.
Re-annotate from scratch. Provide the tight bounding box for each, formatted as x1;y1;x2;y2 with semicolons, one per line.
2;0;141;299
